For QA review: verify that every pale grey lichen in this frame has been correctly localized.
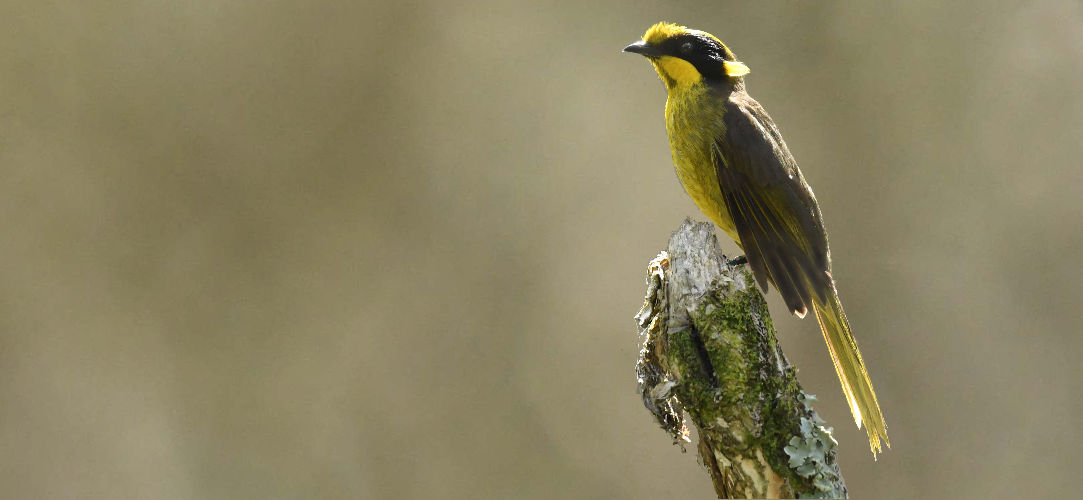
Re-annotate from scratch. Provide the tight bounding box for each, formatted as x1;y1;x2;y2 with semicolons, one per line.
784;394;846;498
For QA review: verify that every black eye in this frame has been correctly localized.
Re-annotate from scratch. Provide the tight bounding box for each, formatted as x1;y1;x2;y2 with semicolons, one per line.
680;42;694;54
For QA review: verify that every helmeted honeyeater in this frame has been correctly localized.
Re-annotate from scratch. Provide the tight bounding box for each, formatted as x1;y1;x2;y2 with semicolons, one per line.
624;22;889;456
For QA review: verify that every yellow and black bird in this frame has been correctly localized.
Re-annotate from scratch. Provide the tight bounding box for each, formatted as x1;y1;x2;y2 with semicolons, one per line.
624;22;889;456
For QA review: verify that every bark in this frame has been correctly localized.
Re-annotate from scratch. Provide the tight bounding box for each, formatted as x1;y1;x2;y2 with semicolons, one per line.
635;219;847;499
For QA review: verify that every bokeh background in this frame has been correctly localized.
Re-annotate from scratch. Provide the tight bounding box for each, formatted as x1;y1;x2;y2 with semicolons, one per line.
2;1;1081;498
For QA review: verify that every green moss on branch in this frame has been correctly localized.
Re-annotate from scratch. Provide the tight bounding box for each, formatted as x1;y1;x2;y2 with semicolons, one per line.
636;220;847;498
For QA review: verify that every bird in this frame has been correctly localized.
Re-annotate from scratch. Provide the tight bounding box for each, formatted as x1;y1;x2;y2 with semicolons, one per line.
624;21;889;456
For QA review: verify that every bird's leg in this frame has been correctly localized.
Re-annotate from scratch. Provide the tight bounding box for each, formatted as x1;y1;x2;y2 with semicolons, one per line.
726;255;747;267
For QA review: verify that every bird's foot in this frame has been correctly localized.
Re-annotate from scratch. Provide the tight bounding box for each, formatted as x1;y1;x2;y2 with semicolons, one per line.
726;255;748;267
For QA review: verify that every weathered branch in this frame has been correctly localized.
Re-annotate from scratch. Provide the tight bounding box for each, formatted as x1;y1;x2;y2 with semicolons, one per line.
635;220;847;499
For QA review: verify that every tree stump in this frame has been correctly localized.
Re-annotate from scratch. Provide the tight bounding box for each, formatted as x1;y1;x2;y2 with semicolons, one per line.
635;219;847;498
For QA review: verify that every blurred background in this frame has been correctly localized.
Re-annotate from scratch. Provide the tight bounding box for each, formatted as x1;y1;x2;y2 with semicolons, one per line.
2;1;1081;498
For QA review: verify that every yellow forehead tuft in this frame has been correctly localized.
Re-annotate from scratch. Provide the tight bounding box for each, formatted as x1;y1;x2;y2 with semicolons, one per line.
642;21;723;46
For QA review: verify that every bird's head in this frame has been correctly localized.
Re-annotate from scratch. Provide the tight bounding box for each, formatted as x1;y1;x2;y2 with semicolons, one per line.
623;22;749;89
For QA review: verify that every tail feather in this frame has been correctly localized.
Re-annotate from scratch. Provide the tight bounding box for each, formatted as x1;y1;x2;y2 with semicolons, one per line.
812;288;889;457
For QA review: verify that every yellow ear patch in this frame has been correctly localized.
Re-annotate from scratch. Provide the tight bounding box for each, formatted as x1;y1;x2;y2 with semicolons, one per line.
652;56;702;86
724;60;751;77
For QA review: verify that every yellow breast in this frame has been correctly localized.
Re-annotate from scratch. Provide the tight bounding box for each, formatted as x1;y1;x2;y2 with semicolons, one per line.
664;86;741;244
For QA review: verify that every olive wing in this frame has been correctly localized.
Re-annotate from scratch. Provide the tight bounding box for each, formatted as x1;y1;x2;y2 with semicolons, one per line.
713;98;831;317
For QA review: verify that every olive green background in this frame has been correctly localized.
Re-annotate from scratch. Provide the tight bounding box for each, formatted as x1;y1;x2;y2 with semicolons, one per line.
3;1;1081;498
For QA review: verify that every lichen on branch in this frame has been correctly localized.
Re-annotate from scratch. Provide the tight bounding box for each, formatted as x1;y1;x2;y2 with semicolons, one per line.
635;219;847;499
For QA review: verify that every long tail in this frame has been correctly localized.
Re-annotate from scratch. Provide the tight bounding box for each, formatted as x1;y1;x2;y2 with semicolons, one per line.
813;287;889;457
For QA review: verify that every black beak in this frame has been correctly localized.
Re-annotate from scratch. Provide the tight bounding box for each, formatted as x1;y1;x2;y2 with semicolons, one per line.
623;40;661;57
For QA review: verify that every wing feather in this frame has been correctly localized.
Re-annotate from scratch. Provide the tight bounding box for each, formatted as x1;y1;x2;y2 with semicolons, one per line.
713;95;831;314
